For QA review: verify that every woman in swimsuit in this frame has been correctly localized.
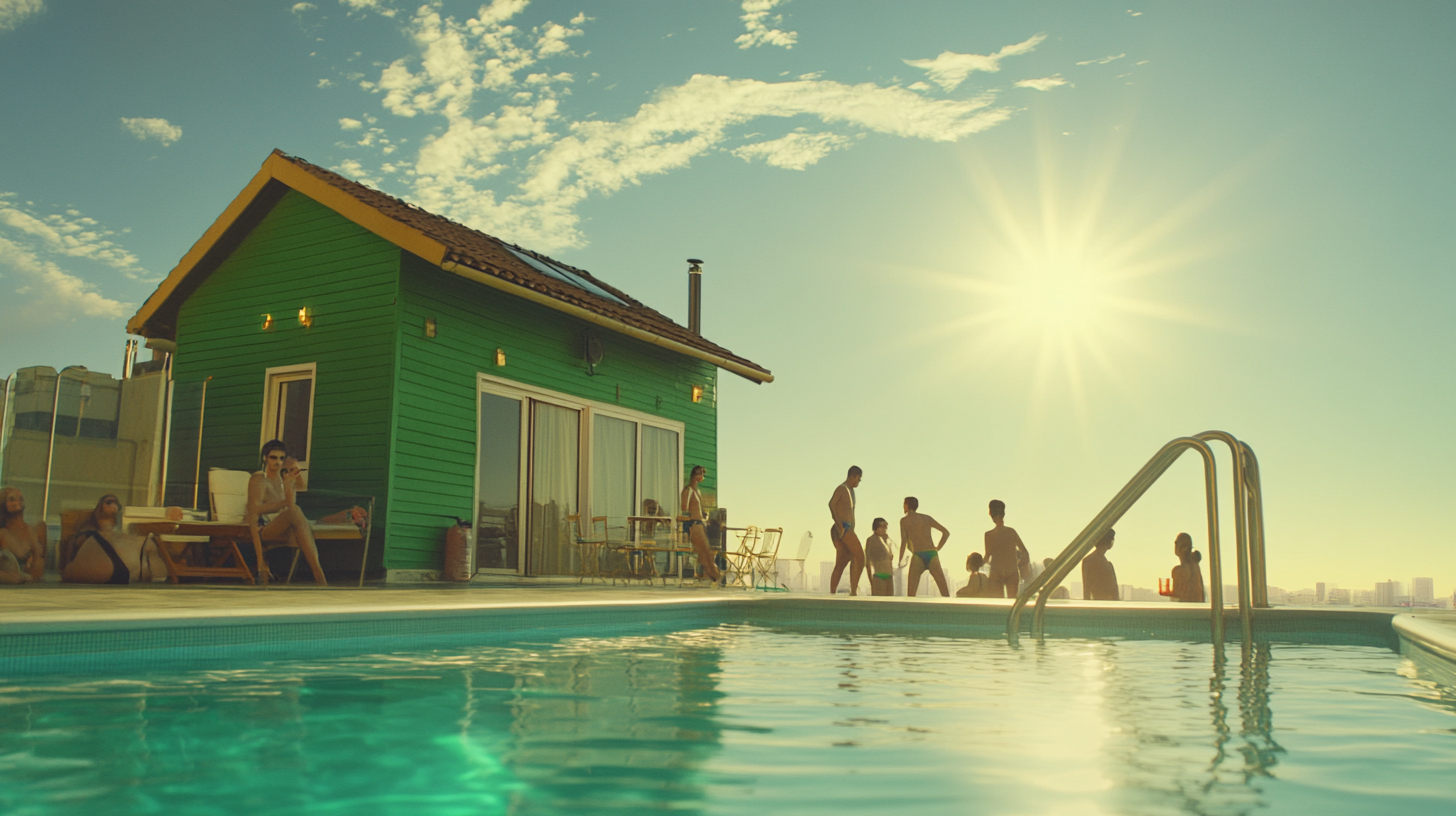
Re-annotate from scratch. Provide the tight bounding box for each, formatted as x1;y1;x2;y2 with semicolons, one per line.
864;517;895;596
1170;533;1205;603
249;440;328;585
61;494;164;584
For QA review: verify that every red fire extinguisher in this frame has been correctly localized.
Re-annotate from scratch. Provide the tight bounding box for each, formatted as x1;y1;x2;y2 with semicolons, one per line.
443;516;472;582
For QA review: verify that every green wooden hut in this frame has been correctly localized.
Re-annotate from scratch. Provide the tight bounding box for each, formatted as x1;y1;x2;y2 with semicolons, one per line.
126;150;772;579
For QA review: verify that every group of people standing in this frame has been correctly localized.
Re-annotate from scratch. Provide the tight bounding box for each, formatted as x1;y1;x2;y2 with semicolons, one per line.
824;466;1206;603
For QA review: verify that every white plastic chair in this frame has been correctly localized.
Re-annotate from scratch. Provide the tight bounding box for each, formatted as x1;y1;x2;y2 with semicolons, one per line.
776;531;814;591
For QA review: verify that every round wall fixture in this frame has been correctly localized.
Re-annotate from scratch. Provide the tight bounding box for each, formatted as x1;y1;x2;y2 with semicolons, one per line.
582;332;605;374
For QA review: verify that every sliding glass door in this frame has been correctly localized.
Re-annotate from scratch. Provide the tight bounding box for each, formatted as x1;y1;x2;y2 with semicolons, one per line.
475;390;525;573
528;401;580;576
476;374;682;577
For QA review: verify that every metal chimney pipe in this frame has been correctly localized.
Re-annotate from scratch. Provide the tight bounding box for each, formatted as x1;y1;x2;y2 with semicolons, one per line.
687;258;703;335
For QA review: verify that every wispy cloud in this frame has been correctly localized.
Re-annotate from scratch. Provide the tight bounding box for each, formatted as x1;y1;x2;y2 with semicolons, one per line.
0;0;43;33
339;0;396;18
1015;74;1068;92
732;131;853;170
291;2;316;13
1077;53;1125;66
120;117;183;146
0;194;134;318
736;0;797;50
903;34;1046;91
337;3;1051;251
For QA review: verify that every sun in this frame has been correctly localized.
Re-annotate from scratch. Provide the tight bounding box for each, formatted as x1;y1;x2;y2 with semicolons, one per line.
900;128;1226;425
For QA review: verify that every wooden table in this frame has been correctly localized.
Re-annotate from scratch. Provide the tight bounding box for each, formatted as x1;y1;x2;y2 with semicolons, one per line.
623;516;700;585
132;520;259;585
133;520;369;587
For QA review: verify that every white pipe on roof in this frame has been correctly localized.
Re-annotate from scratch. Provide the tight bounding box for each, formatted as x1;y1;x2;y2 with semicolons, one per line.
440;260;773;384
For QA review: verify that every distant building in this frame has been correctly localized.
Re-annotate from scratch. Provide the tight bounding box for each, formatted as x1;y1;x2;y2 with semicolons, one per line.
1119;583;1134;601
1327;588;1351;605
1266;586;1289;605
1316;582;1326;604
1352;589;1375;606
1375;581;1398;606
1129;586;1165;602
1412;577;1434;604
1291;588;1317;605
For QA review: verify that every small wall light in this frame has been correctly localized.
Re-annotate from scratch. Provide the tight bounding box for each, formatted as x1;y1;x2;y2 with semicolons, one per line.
425;317;437;338
691;385;704;403
298;307;313;328
495;348;506;366
262;313;273;330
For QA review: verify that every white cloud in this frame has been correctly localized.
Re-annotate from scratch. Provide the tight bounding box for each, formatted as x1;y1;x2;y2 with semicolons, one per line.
317;78;333;88
1127;9;1143;17
291;2;316;13
339;0;395;17
0;0;43;33
339;117;363;130
732;131;851;170
1015;74;1068;91
0;199;144;275
119;117;182;146
343;4;1041;251
736;0;797;50
903;34;1046;91
1077;53;1126;66
0;196;134;318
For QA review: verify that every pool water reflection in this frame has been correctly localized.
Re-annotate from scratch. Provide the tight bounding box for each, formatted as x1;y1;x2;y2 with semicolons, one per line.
1;625;1452;815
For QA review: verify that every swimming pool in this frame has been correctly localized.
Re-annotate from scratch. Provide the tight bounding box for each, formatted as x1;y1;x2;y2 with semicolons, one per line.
2;614;1453;816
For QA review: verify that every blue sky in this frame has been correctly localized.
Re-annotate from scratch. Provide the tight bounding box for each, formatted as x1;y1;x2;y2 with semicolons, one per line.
1;1;1453;596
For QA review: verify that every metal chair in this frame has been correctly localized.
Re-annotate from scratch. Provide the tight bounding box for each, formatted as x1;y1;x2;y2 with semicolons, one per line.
568;513;608;584
722;526;761;590
752;527;784;591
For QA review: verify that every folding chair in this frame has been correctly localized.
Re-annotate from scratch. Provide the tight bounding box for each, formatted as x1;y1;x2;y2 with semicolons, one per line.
752;528;785;591
777;531;814;592
568;514;608;584
721;526;761;590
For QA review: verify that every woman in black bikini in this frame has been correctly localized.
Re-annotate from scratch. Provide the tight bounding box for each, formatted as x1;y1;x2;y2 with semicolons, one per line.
61;495;163;584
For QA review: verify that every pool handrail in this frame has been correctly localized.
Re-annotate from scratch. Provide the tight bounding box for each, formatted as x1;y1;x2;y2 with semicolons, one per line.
1196;431;1254;645
1007;436;1224;645
1007;431;1268;647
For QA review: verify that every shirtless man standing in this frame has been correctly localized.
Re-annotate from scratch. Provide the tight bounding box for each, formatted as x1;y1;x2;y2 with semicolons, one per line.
680;465;722;583
899;496;950;597
983;499;1029;599
0;487;47;583
828;466;864;596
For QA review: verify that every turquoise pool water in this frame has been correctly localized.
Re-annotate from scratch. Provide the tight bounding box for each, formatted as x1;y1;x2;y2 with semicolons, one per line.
1;624;1453;815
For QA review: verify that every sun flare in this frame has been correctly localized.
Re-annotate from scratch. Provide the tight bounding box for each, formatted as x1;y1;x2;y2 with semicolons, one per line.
902;130;1228;426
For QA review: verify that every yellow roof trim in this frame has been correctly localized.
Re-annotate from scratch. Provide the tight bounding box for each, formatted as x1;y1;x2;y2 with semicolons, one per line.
127;152;448;337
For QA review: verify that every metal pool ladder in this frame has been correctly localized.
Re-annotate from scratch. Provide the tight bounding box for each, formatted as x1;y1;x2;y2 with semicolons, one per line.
1006;431;1268;647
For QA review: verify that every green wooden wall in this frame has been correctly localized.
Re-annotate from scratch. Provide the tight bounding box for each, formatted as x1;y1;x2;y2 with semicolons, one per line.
387;252;718;570
167;186;719;576
168;190;400;571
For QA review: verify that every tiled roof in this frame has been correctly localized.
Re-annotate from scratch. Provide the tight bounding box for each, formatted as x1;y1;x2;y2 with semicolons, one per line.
273;151;770;381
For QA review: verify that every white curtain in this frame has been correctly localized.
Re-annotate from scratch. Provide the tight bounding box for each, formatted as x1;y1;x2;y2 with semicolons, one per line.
591;415;636;542
530;402;579;575
641;426;680;543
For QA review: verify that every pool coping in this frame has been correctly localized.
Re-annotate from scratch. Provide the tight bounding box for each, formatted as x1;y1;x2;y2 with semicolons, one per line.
1392;613;1456;663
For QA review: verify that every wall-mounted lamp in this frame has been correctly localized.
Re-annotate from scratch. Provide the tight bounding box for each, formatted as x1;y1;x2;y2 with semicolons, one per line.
262;313;273;330
691;385;704;403
425;317;437;338
298;307;313;328
495;348;506;366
